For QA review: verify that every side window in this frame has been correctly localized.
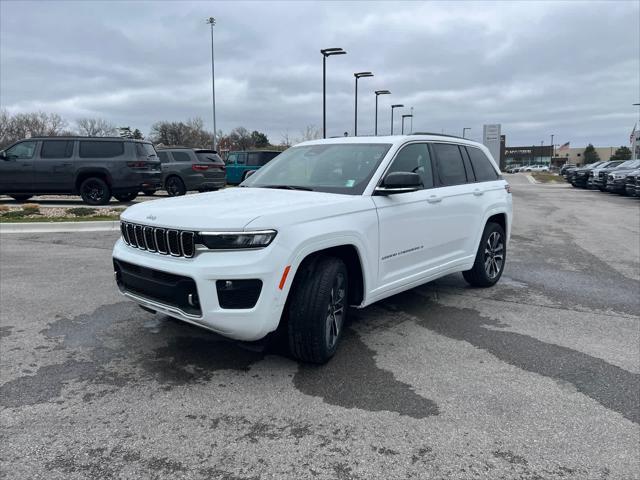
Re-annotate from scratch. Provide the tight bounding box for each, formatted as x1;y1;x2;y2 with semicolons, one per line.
386;143;433;188
5;141;37;159
260;152;279;166
158;151;170;163
466;147;499;181
247;152;261;166
171;151;191;162
226;153;237;165
41;140;74;159
236;153;247;165
79;141;124;158
432;143;468;186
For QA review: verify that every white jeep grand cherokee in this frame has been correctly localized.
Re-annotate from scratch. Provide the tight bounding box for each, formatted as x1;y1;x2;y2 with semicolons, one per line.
113;134;512;363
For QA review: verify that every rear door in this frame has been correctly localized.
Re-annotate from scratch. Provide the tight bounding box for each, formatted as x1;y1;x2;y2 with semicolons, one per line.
34;139;76;191
0;140;38;192
430;142;485;261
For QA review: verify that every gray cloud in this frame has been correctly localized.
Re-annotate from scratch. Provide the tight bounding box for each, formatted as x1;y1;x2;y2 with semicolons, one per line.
1;0;638;147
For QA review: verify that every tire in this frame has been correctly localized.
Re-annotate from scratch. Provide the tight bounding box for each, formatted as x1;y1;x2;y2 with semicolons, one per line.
113;192;138;202
165;176;186;196
288;256;348;364
463;222;506;288
10;195;32;202
79;177;111;205
142;189;156;196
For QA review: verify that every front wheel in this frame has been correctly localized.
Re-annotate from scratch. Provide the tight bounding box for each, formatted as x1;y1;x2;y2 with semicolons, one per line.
80;177;111;205
113;192;138;202
165;176;186;196
463;222;506;287
288;257;348;364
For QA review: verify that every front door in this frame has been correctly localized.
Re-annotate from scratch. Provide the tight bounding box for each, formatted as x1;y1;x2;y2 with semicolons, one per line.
0;140;38;192
373;142;442;289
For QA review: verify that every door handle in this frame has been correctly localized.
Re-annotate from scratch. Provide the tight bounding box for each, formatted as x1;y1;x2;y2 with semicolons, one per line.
427;195;442;204
62;162;72;166
473;189;484;196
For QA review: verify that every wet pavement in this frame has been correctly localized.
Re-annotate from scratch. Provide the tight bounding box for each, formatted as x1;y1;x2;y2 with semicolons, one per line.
1;175;638;479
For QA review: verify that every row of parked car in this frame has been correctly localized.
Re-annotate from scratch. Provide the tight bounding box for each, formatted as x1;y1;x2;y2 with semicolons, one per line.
561;159;640;196
505;164;550;173
0;136;281;205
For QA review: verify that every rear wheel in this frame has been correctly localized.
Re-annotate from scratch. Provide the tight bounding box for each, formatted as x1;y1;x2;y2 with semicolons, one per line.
9;195;32;202
80;177;111;205
463;222;506;287
165;176;186;196
288;257;348;364
113;192;138;202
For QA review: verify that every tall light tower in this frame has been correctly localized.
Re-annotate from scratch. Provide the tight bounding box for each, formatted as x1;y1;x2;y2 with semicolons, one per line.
462;127;471;138
401;114;413;134
390;104;404;135
206;17;217;150
354;72;374;136
321;48;347;138
374;90;391;136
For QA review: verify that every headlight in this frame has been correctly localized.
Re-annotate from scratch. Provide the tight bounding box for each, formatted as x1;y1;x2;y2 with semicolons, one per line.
198;230;277;250
614;174;625;179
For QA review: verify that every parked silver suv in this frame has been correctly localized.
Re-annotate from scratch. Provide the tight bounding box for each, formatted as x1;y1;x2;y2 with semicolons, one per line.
149;148;226;196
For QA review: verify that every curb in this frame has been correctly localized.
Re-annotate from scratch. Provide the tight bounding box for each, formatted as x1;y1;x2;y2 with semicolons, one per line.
0;220;120;234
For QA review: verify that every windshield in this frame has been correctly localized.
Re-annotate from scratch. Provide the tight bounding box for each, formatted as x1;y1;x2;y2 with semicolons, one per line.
242;143;392;195
614;160;640;170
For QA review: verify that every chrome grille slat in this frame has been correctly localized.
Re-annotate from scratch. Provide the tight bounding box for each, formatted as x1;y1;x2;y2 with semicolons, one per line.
120;222;194;258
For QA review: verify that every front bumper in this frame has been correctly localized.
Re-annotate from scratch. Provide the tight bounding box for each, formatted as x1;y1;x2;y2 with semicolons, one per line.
625;184;637;196
112;239;291;341
606;179;626;193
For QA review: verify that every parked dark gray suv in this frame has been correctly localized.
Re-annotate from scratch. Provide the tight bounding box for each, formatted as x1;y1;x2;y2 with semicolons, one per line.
0;137;162;205
151;148;226;196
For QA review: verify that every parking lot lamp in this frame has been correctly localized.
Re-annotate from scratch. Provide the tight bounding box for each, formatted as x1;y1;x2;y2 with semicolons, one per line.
354;72;374;136
390;104;404;135
550;134;554;166
401;114;413;134
321;48;347;139
206;17;217;150
374;90;391;136
462;127;471;138
633;103;639;159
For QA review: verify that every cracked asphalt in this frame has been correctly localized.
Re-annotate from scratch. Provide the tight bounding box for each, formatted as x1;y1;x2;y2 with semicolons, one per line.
1;174;639;479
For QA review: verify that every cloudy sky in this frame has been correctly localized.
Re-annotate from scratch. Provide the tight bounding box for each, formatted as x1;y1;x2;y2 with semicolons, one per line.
1;1;638;147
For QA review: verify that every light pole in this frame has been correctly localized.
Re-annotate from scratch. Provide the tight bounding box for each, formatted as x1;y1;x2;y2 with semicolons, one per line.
206;17;217;150
633;103;640;159
390;104;404;135
374;90;391;136
401;114;413;134
550;134;554;167
410;106;413;133
462;127;471;138
321;48;346;139
354;72;374;136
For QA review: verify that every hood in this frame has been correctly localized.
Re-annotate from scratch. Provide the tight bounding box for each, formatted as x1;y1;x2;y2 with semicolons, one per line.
120;187;368;230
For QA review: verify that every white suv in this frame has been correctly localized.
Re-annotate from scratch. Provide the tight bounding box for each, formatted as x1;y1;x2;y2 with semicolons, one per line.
113;134;512;363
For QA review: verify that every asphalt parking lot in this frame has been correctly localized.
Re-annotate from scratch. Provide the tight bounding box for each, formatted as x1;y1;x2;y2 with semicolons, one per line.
1;174;638;479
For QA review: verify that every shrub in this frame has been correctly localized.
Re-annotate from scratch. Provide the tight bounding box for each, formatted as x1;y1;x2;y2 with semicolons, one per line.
0;205;9;212
22;204;40;215
68;207;97;217
1;210;28;218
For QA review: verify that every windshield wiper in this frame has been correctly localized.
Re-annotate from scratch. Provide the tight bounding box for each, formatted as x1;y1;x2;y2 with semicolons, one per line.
259;185;314;191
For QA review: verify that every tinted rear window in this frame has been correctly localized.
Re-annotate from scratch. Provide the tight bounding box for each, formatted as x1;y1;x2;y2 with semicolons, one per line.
171;151;191;162
466;147;499;181
136;143;157;157
158;151;170;163
196;152;224;164
79;141;124;158
432;143;468;186
41;140;74;159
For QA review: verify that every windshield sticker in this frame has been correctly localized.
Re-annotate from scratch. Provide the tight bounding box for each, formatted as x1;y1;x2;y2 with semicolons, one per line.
345;179;355;187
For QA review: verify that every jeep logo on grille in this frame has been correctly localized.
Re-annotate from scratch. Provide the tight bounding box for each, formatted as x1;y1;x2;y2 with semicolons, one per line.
146;214;157;221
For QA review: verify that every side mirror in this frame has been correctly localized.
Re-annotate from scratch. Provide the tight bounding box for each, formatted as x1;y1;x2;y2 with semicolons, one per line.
375;171;422;195
244;169;257;179
0;151;7;161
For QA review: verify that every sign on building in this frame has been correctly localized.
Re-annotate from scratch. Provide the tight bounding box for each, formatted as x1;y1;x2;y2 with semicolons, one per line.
483;124;501;166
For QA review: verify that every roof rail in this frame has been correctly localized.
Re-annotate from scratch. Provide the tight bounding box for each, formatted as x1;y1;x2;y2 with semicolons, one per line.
410;132;466;139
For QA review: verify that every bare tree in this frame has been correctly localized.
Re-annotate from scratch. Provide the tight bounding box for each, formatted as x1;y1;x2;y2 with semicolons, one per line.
149;117;212;148
76;117;117;137
280;131;292;147
0;111;69;148
297;125;322;142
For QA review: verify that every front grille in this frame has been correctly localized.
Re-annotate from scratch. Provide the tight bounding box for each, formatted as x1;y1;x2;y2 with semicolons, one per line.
120;221;195;258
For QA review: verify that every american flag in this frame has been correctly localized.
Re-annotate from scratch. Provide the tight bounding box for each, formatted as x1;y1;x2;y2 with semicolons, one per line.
558;142;570;152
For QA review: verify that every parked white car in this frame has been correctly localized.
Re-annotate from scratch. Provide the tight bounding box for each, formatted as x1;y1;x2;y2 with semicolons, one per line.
113;135;513;363
524;165;549;172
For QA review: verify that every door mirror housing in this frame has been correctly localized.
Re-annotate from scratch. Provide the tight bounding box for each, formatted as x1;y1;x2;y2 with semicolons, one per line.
375;171;422;195
0;151;7;161
244;169;257;180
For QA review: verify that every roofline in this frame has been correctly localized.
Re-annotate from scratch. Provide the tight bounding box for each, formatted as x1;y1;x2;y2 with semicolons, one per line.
21;136;150;142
